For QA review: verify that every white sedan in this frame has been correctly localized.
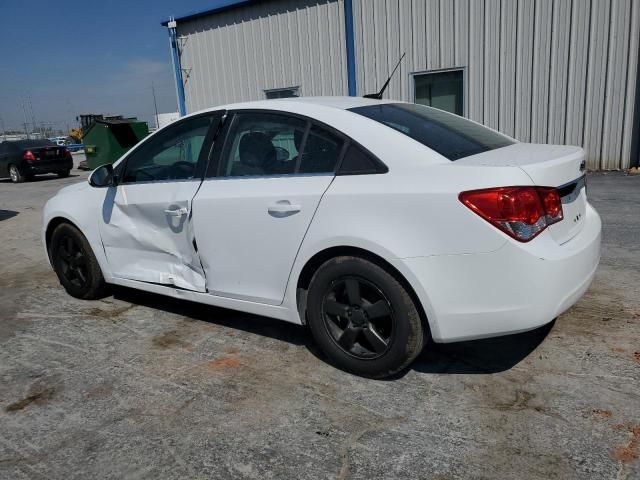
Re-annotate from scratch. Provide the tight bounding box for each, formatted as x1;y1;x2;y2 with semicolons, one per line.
43;97;601;378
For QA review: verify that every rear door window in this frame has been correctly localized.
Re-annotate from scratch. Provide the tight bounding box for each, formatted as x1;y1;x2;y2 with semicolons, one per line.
338;144;386;175
298;125;344;174
220;113;307;177
218;112;346;177
349;103;514;160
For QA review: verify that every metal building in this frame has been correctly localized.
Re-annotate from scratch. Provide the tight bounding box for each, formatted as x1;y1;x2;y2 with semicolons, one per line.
163;0;640;170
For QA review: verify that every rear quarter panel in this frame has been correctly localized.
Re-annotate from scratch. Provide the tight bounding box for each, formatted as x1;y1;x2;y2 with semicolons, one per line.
283;162;535;323
299;164;534;259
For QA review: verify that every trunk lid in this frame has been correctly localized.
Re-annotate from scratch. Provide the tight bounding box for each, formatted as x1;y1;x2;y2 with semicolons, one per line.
456;143;587;244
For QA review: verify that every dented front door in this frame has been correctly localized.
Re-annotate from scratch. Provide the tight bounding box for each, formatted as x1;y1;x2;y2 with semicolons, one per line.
98;112;223;291
99;181;206;291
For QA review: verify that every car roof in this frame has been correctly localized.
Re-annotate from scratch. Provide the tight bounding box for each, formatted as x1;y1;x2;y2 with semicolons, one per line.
282;96;398;109
126;96;450;171
190;96;400;116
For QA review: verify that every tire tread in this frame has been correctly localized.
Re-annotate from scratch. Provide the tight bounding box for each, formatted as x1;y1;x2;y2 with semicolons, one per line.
307;255;425;378
51;223;109;300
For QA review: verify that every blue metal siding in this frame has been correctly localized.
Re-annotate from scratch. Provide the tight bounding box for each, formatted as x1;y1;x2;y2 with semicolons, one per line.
344;0;357;96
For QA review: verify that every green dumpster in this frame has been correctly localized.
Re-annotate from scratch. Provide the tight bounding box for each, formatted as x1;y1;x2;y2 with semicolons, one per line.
83;119;148;170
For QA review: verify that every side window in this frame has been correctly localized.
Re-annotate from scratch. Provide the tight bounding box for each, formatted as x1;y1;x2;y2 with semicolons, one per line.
122;115;216;183
298;125;344;174
338;144;388;175
221;113;307;177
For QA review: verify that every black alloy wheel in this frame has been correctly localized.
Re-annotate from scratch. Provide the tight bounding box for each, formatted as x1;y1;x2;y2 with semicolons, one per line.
55;234;89;289
322;277;395;359
50;223;108;299
306;256;426;378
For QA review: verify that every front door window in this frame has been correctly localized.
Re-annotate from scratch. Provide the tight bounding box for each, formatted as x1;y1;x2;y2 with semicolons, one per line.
122;115;216;183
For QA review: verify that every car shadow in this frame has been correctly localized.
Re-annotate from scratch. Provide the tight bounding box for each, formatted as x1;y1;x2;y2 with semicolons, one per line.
112;286;310;347
111;286;554;377
411;320;555;375
0;210;19;221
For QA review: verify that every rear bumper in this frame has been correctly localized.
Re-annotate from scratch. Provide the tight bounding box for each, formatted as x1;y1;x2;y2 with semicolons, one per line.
396;203;602;343
24;158;73;174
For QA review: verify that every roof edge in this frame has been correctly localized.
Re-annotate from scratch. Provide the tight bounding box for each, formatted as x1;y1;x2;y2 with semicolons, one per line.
161;0;256;26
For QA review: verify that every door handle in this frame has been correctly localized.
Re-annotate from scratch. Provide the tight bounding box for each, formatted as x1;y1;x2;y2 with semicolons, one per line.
164;207;189;217
268;201;301;216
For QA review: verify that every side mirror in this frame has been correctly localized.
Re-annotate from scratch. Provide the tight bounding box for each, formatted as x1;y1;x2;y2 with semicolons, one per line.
89;164;116;187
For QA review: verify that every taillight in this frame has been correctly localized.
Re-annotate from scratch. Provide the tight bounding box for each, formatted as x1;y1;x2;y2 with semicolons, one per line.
459;186;563;242
63;147;72;159
23;150;36;161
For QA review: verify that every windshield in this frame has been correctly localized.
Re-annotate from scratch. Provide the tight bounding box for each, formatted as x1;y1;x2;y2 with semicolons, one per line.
349;103;514;160
15;139;55;148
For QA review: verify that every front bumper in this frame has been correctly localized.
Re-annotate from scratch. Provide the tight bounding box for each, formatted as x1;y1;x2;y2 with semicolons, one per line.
395;202;602;343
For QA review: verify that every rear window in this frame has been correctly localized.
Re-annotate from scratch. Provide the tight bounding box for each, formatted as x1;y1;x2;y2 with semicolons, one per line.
349;103;514;160
15;139;55;148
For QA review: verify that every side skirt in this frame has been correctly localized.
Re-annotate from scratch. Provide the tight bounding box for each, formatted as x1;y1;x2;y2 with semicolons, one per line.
107;277;300;324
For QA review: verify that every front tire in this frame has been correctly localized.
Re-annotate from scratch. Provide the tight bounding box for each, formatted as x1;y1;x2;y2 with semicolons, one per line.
50;223;108;299
57;169;71;178
306;256;425;378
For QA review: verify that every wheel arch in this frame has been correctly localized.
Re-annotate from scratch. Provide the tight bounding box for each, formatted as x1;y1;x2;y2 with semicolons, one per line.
45;216;82;262
295;245;431;336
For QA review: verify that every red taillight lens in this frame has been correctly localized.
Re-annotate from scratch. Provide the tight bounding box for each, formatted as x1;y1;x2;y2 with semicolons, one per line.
537;187;563;223
23;150;36;161
63;147;72;159
459;186;563;242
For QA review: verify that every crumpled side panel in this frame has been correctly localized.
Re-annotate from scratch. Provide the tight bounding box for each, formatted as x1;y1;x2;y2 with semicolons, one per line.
99;182;207;291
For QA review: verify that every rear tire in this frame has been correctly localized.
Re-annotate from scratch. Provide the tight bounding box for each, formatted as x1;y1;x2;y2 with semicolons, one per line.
9;164;24;183
50;223;109;299
57;169;71;178
306;256;425;378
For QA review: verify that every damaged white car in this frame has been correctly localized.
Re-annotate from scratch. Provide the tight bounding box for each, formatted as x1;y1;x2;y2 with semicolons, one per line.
43;97;601;378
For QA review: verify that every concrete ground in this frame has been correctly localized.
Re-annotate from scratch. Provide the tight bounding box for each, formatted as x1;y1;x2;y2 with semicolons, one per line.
0;155;638;480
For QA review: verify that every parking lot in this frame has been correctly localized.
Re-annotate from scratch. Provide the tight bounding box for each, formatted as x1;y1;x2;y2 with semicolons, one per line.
0;156;638;479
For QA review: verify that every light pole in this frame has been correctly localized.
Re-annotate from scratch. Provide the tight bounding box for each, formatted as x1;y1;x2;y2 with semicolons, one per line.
21;97;29;139
152;82;159;129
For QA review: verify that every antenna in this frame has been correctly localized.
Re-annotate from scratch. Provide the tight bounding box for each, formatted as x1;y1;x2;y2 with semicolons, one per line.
363;52;406;100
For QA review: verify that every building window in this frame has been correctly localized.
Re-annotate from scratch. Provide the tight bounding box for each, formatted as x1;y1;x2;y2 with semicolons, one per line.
265;87;300;99
413;70;464;116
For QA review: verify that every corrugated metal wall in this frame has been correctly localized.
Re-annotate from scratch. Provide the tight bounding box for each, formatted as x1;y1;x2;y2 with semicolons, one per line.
353;0;640;169
176;0;348;112
175;0;639;170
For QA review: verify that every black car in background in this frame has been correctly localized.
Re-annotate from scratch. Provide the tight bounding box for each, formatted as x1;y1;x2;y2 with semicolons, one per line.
0;139;73;183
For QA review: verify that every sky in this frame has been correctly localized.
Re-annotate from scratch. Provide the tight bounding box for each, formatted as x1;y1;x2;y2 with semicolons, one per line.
0;0;217;133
